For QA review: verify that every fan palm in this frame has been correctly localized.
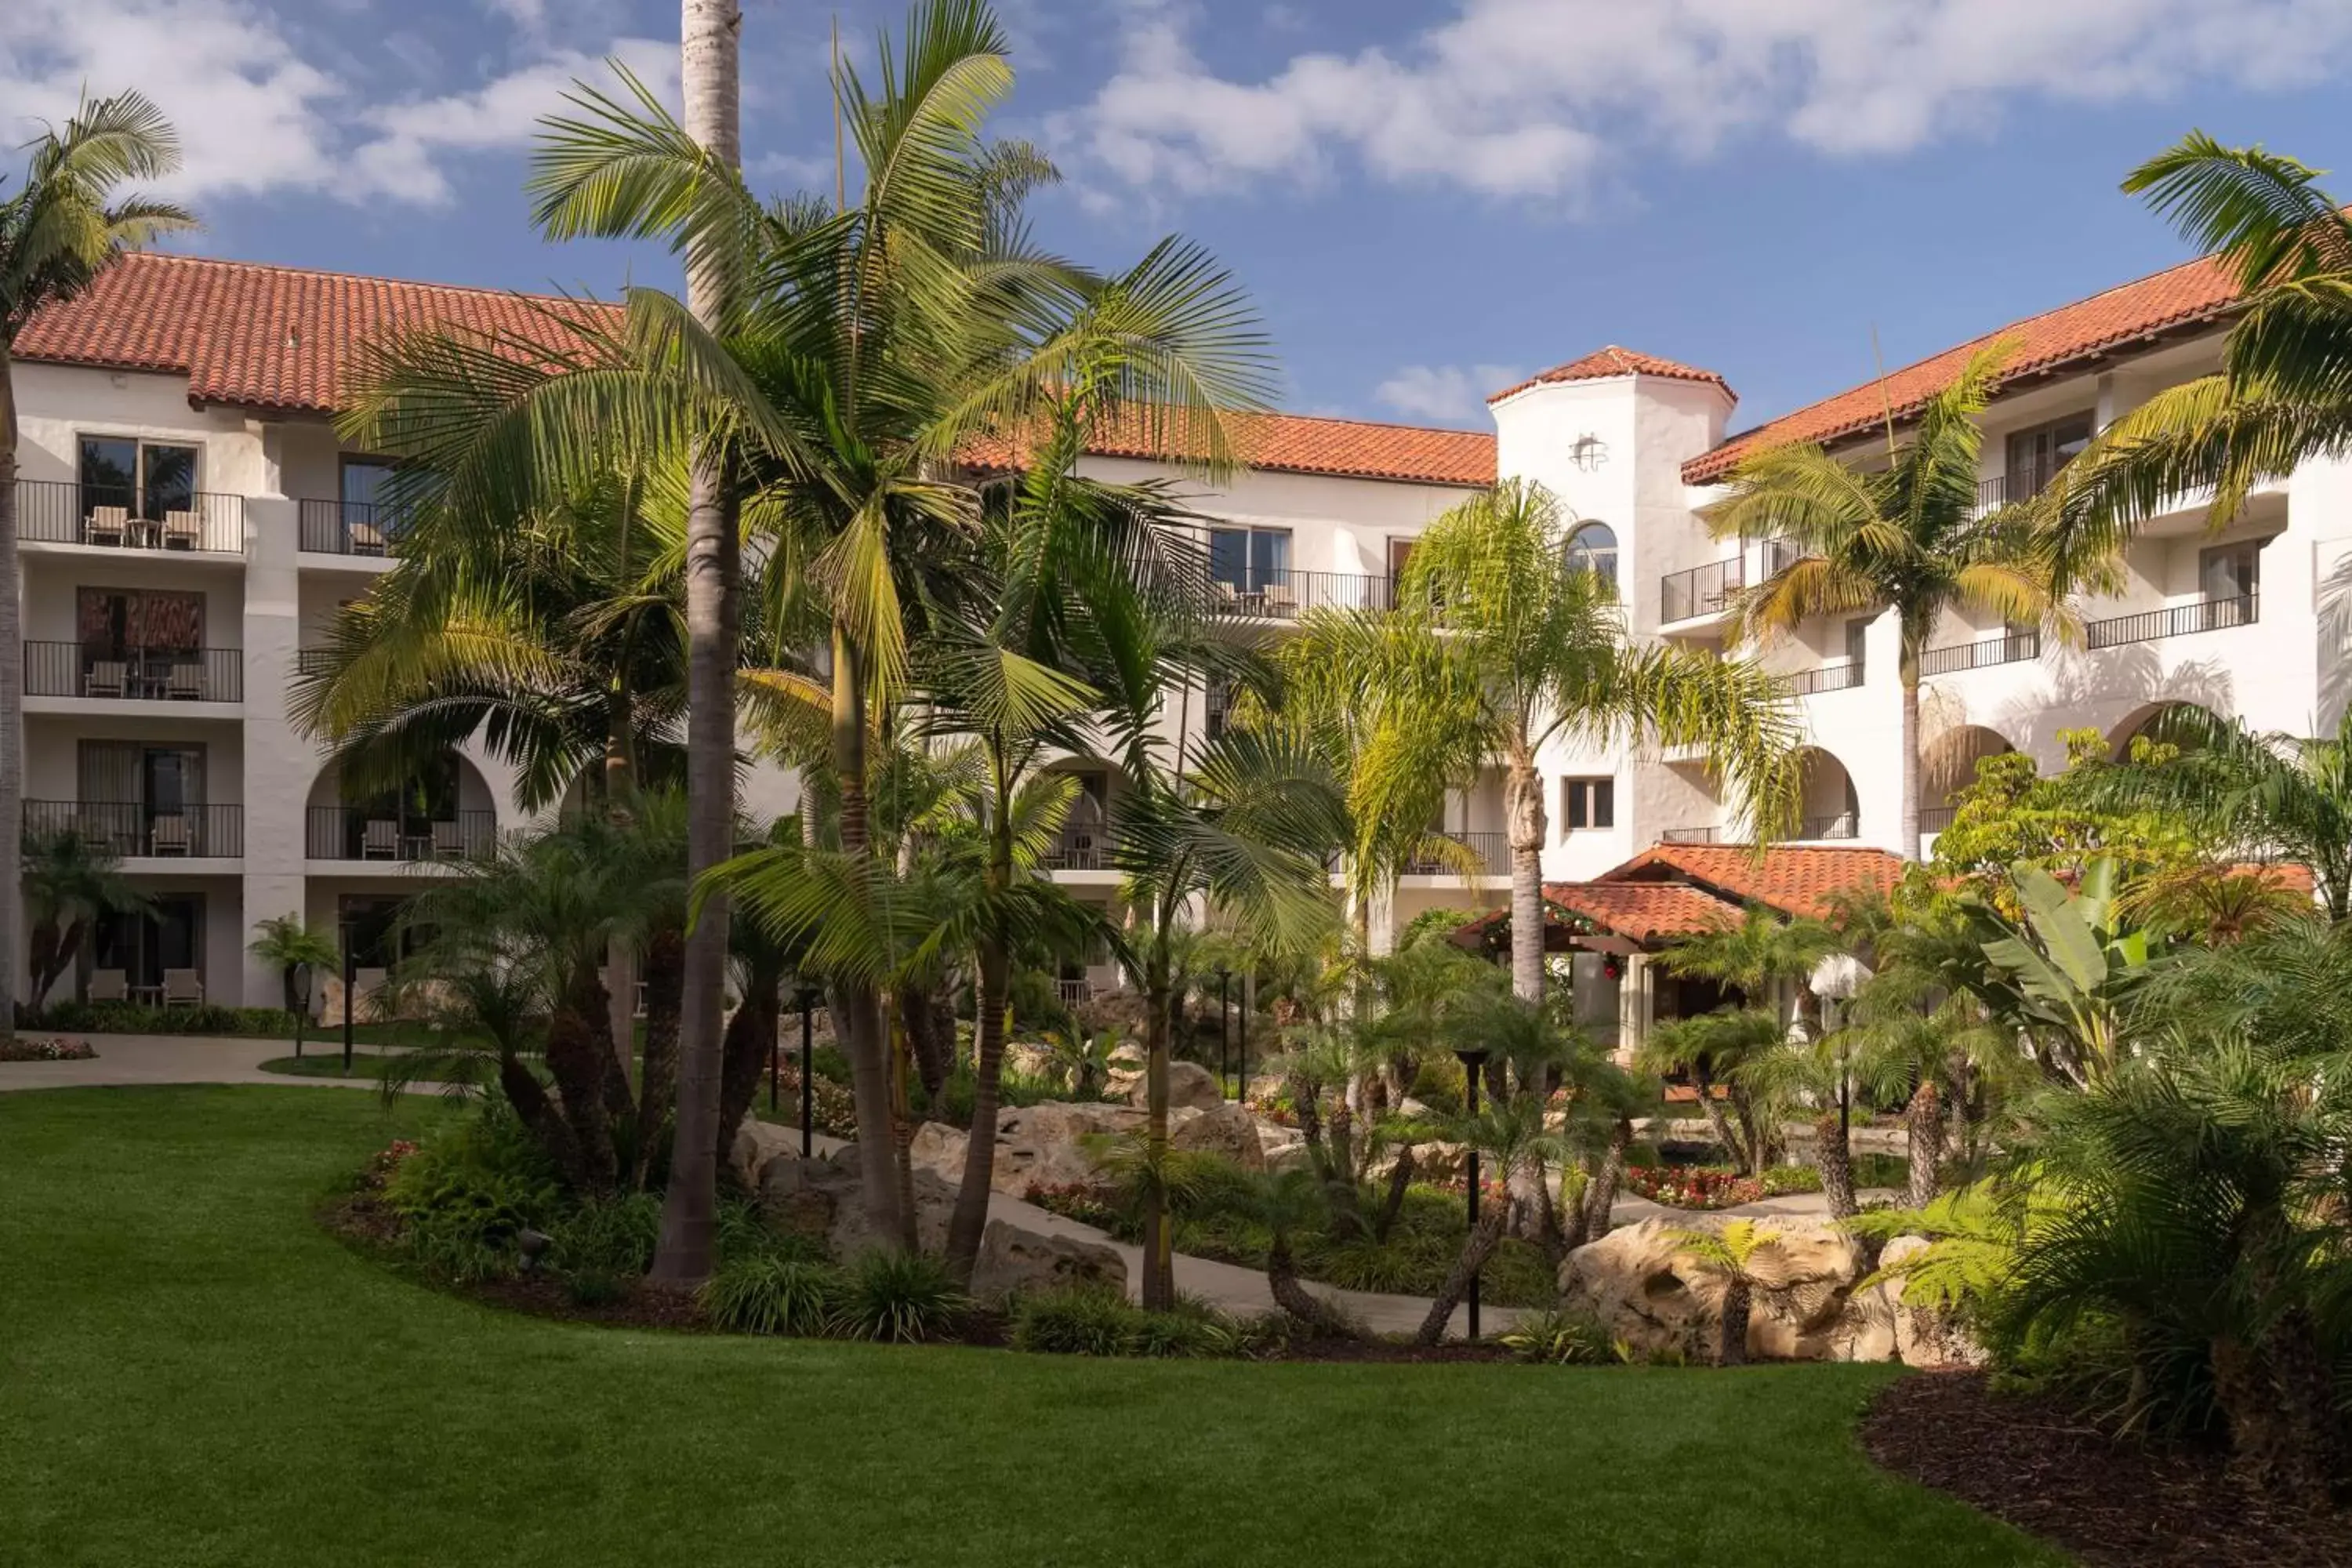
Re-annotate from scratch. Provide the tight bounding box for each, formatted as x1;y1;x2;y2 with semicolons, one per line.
246;912;339;1016
22;829;148;1006
1711;344;2092;858
1662;1219;1797;1366
0;90;195;1041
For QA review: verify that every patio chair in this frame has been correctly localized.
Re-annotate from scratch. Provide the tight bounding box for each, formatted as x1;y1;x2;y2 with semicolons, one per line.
429;818;465;858
85;506;129;546
1260;581;1298;617
361;818;401;859
84;660;127;699
87;968;128;1004
161;968;204;1008
148;815;191;856
161;510;201;550
349;520;387;557
165;661;206;701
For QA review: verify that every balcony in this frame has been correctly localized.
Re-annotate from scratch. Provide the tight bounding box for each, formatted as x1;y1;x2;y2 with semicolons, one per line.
25;642;242;703
2085;593;2257;651
1212;568;1396;620
306;808;495;862
1661;825;1724;844
1660;557;1744;624
16;478;241;554
295;648;336;676
298;499;401;557
1794;811;1860;841
1921;630;2040;676
1401;831;1508;877
1975;462;2067;512
1918;806;1957;833
1784;661;1864;696
1040;816;1113;872
26;800;243;858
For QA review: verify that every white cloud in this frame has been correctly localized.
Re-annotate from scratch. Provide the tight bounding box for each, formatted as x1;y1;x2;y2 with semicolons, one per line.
1059;0;2352;202
0;0;679;208
1374;362;1521;424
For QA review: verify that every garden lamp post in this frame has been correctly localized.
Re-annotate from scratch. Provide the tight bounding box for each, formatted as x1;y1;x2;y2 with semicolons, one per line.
1216;965;1232;1100
1455;1046;1490;1341
291;961;314;1060
1236;979;1249;1106
797;985;819;1158
339;920;357;1076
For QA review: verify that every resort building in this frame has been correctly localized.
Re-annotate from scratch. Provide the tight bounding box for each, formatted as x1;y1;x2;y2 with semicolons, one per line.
8;243;2350;1009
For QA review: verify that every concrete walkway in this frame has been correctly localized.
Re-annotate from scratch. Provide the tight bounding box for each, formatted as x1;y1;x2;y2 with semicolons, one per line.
0;1032;380;1092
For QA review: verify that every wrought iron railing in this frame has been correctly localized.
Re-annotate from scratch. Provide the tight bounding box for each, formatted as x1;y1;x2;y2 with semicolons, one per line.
1661;825;1724;844
1920;630;2040;676
1401;831;1508;877
1660;557;1744;623
1040;818;1114;871
16;478;242;552
1211;568;1397;619
26;800;244;857
1785;661;1864;696
1918;805;1957;833
24;641;243;702
1795;811;1860;841
298;499;405;556
305;808;496;862
1976;463;2070;510
294;648;336;676
2085;593;2258;650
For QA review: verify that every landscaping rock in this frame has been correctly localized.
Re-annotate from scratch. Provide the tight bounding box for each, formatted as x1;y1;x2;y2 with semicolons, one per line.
1875;1235;1988;1369
1169;1102;1267;1171
968;1218;1128;1305
997;1101;1142;1190
906;1120;970;1185
1124;1059;1222;1113
729;1117;800;1192
778;1143;958;1258
1558;1217;1873;1363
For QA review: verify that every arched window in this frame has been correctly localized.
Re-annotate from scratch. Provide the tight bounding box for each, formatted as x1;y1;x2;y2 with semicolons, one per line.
1566;522;1617;586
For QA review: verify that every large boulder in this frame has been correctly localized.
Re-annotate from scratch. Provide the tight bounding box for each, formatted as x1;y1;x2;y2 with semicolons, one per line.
1124;1059;1223;1113
730;1117;800;1192
968;1218;1128;1306
996;1101;1143;1192
906;1120;970;1185
775;1144;959;1259
1169;1102;1268;1171
1869;1235;1987;1368
1558;1217;1874;1363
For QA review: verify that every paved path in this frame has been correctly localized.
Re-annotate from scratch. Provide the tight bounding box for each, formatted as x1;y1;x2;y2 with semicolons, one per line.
0;1032;380;1092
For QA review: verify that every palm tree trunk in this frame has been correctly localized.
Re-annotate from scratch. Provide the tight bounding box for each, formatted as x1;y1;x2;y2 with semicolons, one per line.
651;0;746;1287
1141;943;1176;1311
1719;1279;1752;1366
546;967;621;1193
1898;657;1922;861
1574;1129;1628;1247
1815;1107;1856;1219
829;633;906;1245
1693;1064;1742;1170
944;928;1008;1282
1267;1227;1352;1336
713;956;780;1178
1904;1076;1944;1209
633;923;685;1188
1414;1203;1508;1346
1504;751;1546;1004
0;350;23;1044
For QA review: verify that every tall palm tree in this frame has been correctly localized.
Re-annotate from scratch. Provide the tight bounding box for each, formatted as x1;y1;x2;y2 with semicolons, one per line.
1711;344;2088;859
0;92;194;1041
1357;478;1804;1001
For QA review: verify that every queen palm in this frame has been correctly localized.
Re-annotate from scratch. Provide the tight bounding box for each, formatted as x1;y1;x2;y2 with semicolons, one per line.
1712;344;2085;859
1370;478;1803;1001
0;91;194;1042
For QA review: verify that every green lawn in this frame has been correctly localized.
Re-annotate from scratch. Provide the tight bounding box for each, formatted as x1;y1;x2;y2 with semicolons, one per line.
0;1087;2065;1568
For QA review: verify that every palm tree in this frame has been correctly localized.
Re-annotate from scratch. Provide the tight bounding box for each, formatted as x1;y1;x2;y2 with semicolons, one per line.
1711;344;2091;859
246;913;339;1015
1638;1008;1785;1176
1408;1094;1568;1345
22;830;147;1006
1663;1220;1794;1366
0;91;194;1041
1353;478;1804;1000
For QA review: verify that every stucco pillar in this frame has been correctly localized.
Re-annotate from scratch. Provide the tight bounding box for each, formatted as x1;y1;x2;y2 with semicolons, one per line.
241;494;307;1009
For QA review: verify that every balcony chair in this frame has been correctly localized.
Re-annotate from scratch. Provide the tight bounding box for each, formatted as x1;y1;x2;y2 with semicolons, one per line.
348;519;387;557
161;968;204;1008
165;661;205;701
148;815;191;856
87;968;128;1004
361;818;401;859
429;818;466;859
85;506;129;547
84;660;127;699
161;510;201;550
1260;581;1298;617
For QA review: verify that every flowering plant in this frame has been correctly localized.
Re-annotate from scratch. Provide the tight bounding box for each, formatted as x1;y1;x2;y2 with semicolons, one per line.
360;1139;419;1190
1022;1181;1123;1230
1624;1163;1763;1210
0;1035;96;1061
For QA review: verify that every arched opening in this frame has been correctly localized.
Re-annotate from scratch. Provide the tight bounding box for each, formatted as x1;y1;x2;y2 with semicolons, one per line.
2111;700;2220;758
1922;724;2016;830
303;750;498;863
1794;747;1859;840
1566;522;1618;588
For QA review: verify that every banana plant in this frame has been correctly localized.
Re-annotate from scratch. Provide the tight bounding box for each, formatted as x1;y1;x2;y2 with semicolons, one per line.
1968;858;2154;1087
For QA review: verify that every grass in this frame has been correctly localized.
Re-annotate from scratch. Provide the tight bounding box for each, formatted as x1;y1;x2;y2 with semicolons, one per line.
0;1086;2065;1568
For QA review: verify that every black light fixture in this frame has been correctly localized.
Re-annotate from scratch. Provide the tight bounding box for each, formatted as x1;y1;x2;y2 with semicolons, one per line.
1215;965;1232;1101
797;984;820;1158
1236;978;1249;1107
1454;1046;1493;1342
291;959;314;1059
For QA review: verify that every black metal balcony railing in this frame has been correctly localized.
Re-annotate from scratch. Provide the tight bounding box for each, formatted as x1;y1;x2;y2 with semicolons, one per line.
1795;811;1860;841
1040;817;1113;871
1785;661;1864;696
294;648;336;676
306;808;495;862
298;499;404;557
1661;825;1724;844
1761;537;1802;577
1401;831;1508;877
1918;805;1958;833
16;478;242;553
24;642;243;702
1976;462;2069;511
1212;568;1396;619
1661;557;1744;623
2085;593;2259;651
25;800;244;857
1920;630;2041;676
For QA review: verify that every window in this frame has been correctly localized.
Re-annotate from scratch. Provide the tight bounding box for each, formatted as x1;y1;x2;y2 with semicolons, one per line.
2199;538;2267;601
340;456;397;514
1843;617;1870;669
78;434;198;520
1566;522;1617;586
1209;526;1290;592
2003;412;2093;500
78;589;205;660
1561;776;1614;832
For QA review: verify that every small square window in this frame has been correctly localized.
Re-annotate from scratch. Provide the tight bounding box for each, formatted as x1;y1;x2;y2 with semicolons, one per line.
1562;777;1614;831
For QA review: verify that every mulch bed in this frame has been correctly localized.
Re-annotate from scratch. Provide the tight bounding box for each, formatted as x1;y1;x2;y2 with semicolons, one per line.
1862;1370;2352;1568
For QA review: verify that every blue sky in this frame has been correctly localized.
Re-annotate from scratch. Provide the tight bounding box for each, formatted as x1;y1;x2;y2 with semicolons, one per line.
9;0;2352;434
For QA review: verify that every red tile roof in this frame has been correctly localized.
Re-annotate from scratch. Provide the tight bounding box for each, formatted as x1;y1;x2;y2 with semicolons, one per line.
20;252;1497;487
1599;843;1905;920
1541;880;1737;941
1490;345;1733;405
1680;253;2241;485
15;252;619;415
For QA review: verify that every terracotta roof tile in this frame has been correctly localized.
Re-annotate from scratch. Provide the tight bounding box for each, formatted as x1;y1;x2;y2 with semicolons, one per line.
1681;253;2240;484
1540;880;1737;941
16;252;619;415
1599;843;1905;920
961;408;1495;488
1489;346;1733;405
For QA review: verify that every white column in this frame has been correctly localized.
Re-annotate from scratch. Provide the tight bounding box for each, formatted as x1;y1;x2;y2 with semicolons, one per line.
241;494;307;1008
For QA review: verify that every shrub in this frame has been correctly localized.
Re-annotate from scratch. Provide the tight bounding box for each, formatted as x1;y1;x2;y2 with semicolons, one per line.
1621;1164;1764;1210
772;1064;858;1138
1008;1283;1138;1356
31;1001;299;1037
699;1254;844;1336
1125;1306;1236;1359
1311;1236;1436;1295
564;1269;627;1308
828;1250;970;1344
1758;1164;1824;1196
379;1108;560;1282
1022;1181;1123;1232
714;1197;823;1267
1499;1305;1615;1365
0;1034;95;1061
548;1191;663;1277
